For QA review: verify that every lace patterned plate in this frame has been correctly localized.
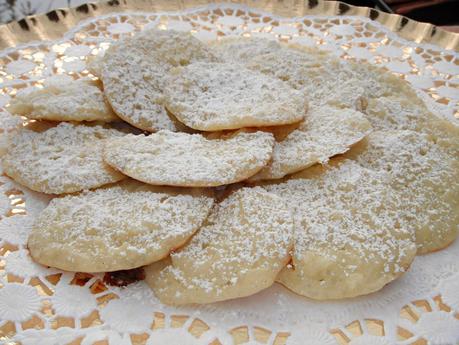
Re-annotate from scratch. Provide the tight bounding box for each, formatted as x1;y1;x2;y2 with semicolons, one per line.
0;1;458;344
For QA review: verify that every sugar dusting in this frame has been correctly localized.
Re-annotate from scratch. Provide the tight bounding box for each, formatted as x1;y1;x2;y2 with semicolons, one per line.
2;123;125;194
104;130;275;186
29;182;214;271
7;77;118;122
164;62;306;131
346;130;459;254
210;37;281;62
243;44;417;111
149;187;294;303
251;105;372;180
102;29;219;132
265;160;416;289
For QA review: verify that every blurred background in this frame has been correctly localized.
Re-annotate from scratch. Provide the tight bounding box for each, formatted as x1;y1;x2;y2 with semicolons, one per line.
0;1;86;23
0;0;458;30
346;0;459;31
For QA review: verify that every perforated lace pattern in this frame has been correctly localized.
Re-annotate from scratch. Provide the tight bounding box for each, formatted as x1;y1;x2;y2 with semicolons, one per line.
0;4;458;345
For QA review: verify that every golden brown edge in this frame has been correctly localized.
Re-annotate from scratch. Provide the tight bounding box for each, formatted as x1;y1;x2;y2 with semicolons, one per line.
0;0;458;52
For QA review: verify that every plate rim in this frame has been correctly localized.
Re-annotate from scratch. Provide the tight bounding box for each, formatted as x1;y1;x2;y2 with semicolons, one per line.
0;0;458;51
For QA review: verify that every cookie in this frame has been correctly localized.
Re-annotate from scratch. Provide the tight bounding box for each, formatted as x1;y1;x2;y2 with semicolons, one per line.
164;62;306;131
246;44;417;111
250;105;372;181
264;160;416;300
211;37;281;62
425;117;459;157
104;130;275;187
245;45;364;110
101;29;218;132
86;54;103;79
364;96;459;156
2;123;126;194
7;77;118;122
145;187;294;305
28;180;214;272
364;96;434;132
344;130;459;254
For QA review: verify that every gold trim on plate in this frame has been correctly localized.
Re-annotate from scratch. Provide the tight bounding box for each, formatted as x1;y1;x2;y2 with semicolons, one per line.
0;0;458;51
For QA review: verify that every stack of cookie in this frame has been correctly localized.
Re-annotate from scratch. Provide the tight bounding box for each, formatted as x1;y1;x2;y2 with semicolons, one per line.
3;29;458;304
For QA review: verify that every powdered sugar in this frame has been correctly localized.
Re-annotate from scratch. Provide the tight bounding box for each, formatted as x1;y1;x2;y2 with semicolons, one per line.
363;96;459;158
211;37;281;62
86;53;104;79
146;187;294;304
265;160;416;299
2;122;126;194
364;96;435;132
243;44;364;110
251;105;372;180
104;130;275;187
241;41;417;112
101;29;218;132
344;130;459;254
164;62;306;131
7;77;118;122
28;180;214;272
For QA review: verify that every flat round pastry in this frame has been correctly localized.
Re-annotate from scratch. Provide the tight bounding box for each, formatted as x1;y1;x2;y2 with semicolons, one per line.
2;123;126;194
364;96;437;132
86;54;103;79
101;29;218;132
245;45;363;110
250;105;372;181
264;160;416;300
7;77;118;122
344;130;459;254
245;43;417;111
145;187;294;305
363;96;459;156
345;60;419;106
211;37;281;62
164;62;306;131
426;117;459;157
104;130;275;187
28;180;214;272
